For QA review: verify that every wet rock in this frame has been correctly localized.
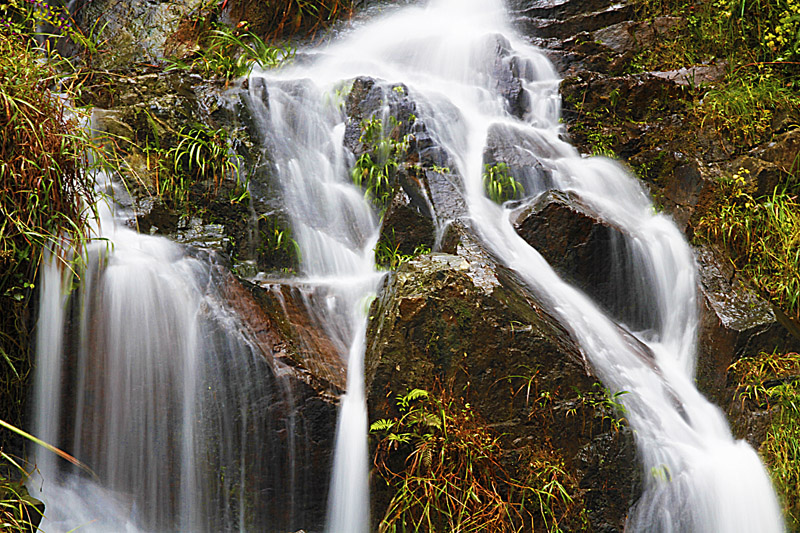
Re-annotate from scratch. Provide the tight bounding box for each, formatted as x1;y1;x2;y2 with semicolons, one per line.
233;279;348;394
512;190;659;332
377;186;436;259
71;0;206;68
694;245;800;406
217;272;341;530
87;70;278;270
519;3;635;43
482;34;531;118
344;76;418;157
726;155;784;197
132;198;180;235
365;242;640;531
342;75;468;244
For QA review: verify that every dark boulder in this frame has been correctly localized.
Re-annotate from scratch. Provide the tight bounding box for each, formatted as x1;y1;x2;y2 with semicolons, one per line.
512;190;659;332
365;238;641;531
694;245;800;407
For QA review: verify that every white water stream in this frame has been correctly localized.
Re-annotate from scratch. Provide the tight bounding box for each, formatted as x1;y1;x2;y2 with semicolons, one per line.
31;172;312;531
29;0;784;531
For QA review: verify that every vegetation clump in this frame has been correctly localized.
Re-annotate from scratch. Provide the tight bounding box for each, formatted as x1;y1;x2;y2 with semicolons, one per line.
483;162;524;204
374;231;430;270
0;21;97;440
696;168;800;319
167;21;294;81
370;387;587;532
230;0;355;41
351;117;411;211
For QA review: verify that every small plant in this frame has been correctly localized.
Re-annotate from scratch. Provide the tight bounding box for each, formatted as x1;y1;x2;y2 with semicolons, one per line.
169;123;240;192
483;162;524;204
374;231;430;270
351;117;410;211
256;215;300;272
370;386;586;532
568;383;629;434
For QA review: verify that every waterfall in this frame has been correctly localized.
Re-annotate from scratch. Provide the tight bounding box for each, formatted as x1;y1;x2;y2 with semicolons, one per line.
257;0;784;530
30;172;313;531
29;0;784;531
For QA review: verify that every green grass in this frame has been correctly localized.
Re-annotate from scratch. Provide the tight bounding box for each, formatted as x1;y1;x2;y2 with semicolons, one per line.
0;13;104;530
0;32;96;297
166;22;295;81
696;170;800;319
700;71;800;148
630;0;800;151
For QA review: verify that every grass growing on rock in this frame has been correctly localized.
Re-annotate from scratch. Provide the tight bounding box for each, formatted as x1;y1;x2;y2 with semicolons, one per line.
696;169;800;319
630;0;800;151
370;386;587;532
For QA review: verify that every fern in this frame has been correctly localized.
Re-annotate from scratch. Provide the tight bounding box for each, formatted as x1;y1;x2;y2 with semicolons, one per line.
370;419;396;433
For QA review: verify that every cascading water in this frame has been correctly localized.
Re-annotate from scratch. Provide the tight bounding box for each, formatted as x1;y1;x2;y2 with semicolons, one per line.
252;0;785;530
29;0;785;531
30;170;314;531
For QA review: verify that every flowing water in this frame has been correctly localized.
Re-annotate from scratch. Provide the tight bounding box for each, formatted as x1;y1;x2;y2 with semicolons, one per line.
31;174;316;531
259;0;784;530
30;0;784;531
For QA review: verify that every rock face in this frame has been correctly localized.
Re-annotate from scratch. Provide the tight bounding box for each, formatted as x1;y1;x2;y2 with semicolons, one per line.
695;245;800;407
70;0;206;68
365;239;641;531
512;189;659;332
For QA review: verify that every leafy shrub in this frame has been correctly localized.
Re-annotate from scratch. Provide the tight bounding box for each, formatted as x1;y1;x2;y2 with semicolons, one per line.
136;120;245;213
